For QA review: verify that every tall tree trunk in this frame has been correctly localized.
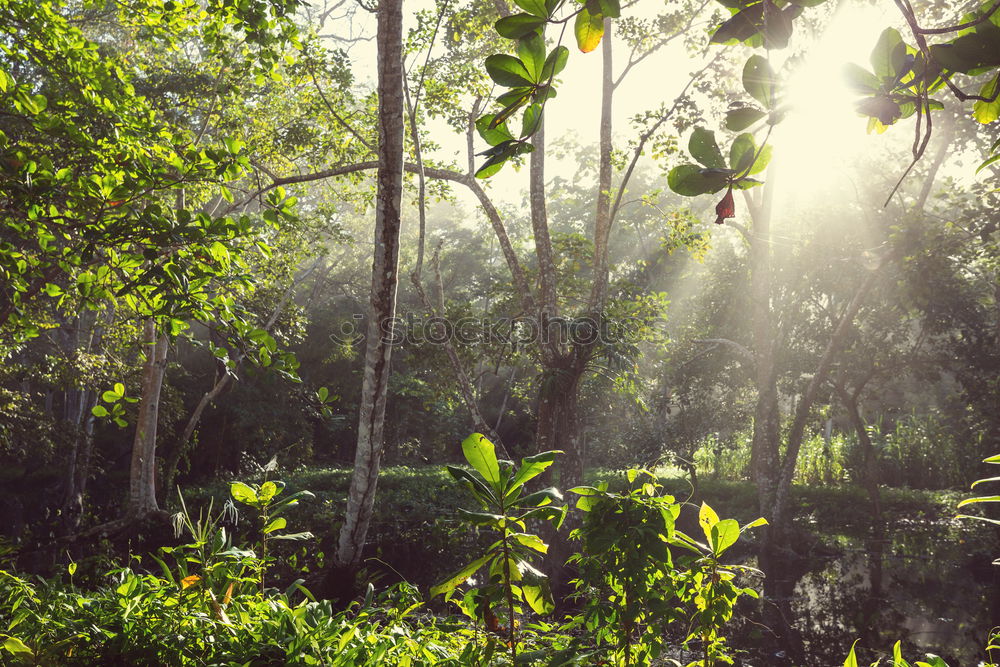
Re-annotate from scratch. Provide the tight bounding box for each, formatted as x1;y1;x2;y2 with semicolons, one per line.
127;319;169;518
589;17;614;313
745;187;780;523
335;0;404;571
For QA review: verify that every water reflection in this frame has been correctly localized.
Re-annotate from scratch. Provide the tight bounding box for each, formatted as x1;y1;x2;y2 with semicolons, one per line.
741;519;994;665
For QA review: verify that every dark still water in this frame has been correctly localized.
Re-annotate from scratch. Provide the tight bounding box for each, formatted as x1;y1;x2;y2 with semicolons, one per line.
730;518;997;666
369;512;998;666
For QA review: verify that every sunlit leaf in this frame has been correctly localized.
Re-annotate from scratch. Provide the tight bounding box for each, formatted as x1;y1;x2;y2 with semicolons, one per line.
743;55;776;109
461;433;502;488
710;518;740;554
957;495;1000;508
699;502;720;543
973;75;1000;123
510;450;561;488
870;27;906;80
264;517;287;534
430;553;492;597
2;637;33;658
231;481;258;505
844;640;860;667
574;8;604;53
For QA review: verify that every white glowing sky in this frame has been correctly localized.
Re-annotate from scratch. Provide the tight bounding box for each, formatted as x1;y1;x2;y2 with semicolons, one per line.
318;0;969;213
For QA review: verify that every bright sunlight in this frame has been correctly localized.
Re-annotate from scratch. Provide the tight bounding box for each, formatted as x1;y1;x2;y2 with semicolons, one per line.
775;2;898;198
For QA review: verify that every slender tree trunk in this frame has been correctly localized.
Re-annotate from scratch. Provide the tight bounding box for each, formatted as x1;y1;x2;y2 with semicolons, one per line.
335;0;404;570
771;267;881;528
161;366;232;492
162;258;320;492
127;319;169;518
745;187;780;523
61;388;97;529
834;382;882;520
589;17;614;312
529;122;558;336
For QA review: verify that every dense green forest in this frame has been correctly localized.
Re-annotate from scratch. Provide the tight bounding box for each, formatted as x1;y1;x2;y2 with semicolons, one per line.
2;0;1000;663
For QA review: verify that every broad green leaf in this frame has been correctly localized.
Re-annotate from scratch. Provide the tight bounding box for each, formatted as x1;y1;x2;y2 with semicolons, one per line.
521;103;543;138
843;62;880;93
689;128;726;169
540;46;569;81
514;487;563;508
512;0;549;18
476;114;516;146
231;481;258;505
574;8;604;53
484;55;534;87
973;75;1000;123
496;14;546;40
510;450;561;488
667;164;731;196
91;405;109;417
447;465;500;505
743;55;776;109
710;4;765;45
726;106;766;131
264;517;287;534
258;480;281;503
517;33;547;81
461;433;502;488
928;24;1000;73
491;555;522;581
710;2;798;49
699;502;719;542
730;133;772;175
522;582;554;614
317;386;329;402
456;508;506;525
985;453;1000;464
915;657;949;667
893;641;911;667
598;0;620;19
870;28;906;80
710;518;740;555
512;532;548;553
3;637;34;658
270;531;314;541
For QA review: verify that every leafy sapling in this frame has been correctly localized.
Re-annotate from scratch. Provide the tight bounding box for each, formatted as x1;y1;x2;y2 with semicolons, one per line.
431;433;565;663
229;465;315;594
